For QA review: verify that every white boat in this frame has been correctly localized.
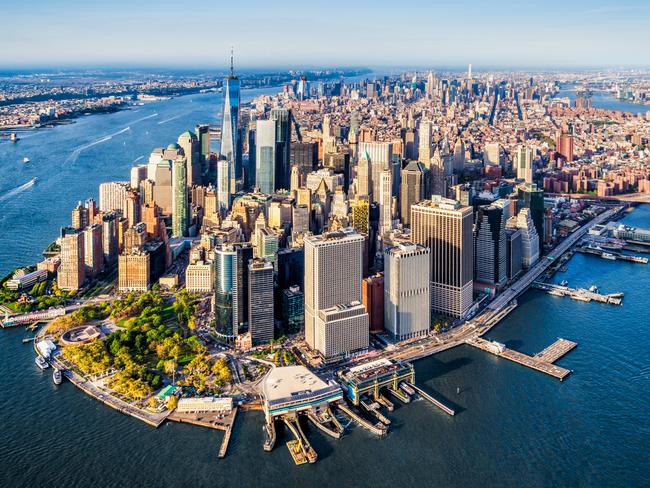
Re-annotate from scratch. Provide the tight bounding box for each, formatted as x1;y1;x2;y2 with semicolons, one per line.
53;369;62;385
589;285;599;293
601;253;617;260
548;290;565;297
35;356;49;370
22;157;30;164
560;280;568;287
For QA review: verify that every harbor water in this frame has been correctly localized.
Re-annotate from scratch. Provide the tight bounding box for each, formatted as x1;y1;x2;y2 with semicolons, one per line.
1;90;649;488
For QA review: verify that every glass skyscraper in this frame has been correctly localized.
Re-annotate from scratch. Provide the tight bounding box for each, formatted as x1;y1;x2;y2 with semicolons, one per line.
255;119;276;194
221;60;241;183
171;158;188;237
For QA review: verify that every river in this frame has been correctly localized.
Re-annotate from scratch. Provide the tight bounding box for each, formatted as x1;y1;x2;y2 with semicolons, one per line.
1;83;649;488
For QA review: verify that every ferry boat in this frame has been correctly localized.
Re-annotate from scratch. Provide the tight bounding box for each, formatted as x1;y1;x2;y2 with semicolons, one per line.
35;356;49;370
53;369;62;385
22;157;30;164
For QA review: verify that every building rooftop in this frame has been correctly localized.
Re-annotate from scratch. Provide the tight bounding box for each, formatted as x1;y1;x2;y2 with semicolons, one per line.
262;366;330;404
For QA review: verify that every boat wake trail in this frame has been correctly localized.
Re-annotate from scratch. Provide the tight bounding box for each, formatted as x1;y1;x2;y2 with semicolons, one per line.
157;114;184;125
133;155;145;163
0;178;37;203
129;112;159;125
67;126;131;163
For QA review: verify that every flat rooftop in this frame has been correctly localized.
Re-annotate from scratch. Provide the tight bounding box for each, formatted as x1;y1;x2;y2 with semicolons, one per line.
262;366;331;403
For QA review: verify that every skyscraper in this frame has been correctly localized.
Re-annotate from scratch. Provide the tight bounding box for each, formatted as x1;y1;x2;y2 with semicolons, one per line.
304;229;368;359
84;224;104;279
172;158;188;237
221;51;241;179
384;243;431;340
400;161;427;226
270;107;292;191
358;141;392;202
216;158;231;216
517;183;544;252
473;204;507;287
58;227;85;291
514;145;534;184
255;119;276;194
411;197;473;317
509;208;540;268
418;120;433;163
248;258;274;345
215;246;238;338
177;131;201;187
379;170;393;236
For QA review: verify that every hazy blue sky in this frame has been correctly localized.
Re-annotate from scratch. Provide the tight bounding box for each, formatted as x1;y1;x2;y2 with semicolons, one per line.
2;0;649;69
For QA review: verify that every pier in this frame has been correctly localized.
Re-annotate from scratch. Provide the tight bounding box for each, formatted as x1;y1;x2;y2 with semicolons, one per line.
466;337;574;381
306;410;343;439
531;282;623;305
404;383;455;416
282;414;317;465
334;402;387;436
217;407;238;459
575;245;648;264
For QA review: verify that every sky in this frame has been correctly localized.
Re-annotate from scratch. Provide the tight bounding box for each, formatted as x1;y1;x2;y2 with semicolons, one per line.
2;0;649;69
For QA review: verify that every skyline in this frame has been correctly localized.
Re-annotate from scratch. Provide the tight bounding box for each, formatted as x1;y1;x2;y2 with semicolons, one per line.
3;0;650;69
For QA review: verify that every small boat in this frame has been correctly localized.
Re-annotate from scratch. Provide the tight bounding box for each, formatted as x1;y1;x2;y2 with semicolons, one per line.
35;356;49;370
589;285;599;293
53;369;62;385
601;252;617;261
548;290;564;297
22;157;30;164
560;280;568;287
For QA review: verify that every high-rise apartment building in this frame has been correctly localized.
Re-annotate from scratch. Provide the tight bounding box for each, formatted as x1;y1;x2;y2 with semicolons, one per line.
118;250;150;292
99;182;128;213
172;158;188;237
57;227;85;291
84;224;104;279
384;243;431;340
411;197;473;317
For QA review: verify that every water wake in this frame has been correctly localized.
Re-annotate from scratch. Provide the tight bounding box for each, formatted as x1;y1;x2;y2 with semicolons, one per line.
157;114;184;125
67;126;131;162
129;112;159;125
133;155;145;163
0;178;37;203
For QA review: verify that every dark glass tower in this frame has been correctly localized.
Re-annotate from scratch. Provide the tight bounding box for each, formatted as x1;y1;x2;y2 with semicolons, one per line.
221;51;241;181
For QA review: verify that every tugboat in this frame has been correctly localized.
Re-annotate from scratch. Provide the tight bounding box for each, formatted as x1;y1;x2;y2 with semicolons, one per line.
53;368;62;385
35;355;49;370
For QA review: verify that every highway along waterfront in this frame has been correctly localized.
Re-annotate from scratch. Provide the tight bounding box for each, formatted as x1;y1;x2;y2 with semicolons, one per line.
1;205;649;487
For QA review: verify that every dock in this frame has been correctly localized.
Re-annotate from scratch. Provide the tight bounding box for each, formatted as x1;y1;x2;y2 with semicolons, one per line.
282;414;317;464
466;337;574;381
534;339;577;363
334;402;387;436
404;383;455;416
306;411;343;439
217;406;238;459
387;387;411;404
576;246;648;264
531;282;623;305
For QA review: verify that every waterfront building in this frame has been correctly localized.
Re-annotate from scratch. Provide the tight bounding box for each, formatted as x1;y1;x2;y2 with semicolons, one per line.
255;119;276;194
176;397;232;415
362;273;384;333
304;229;368;359
474;204;507;287
384;243;430;340
314;302;369;361
57;228;85;291
262;366;343;422
338;359;414;406
99;181;128;213
411;197;473;317
248;258;274;345
172;158;189;237
83;224;104;279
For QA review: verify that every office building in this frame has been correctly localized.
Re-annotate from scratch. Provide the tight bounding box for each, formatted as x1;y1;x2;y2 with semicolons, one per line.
384;243;431;340
255;119;276;194
517;183;544;252
505;228;523;280
177;131;201;187
411;197;473;317
313;302;369;361
514;145;534;184
510;208;540;268
83;224;104;279
400;161;426;226
379;170;393;235
270;107;292;191
362;274;384;333
248;259;274;345
216;158;231;216
99;182;128;213
118;250;150;291
221;56;241;179
304;229;368;359
474;204;507;287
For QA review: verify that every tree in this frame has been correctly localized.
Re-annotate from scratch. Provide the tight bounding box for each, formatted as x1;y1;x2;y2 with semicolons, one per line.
166;395;178;411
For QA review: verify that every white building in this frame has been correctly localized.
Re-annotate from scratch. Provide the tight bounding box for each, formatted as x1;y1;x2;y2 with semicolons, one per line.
384;243;431;340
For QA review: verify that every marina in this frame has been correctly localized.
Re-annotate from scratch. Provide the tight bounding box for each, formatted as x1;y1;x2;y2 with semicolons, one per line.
575;245;648;264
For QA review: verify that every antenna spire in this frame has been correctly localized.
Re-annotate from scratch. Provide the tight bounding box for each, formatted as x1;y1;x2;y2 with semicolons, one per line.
230;46;234;77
